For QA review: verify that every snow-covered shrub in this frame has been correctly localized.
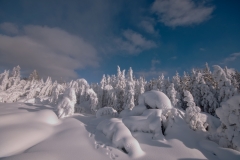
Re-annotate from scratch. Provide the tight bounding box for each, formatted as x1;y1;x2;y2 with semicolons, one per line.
96;107;118;118
214;95;240;151
184;90;208;131
161;108;179;132
123;108;179;139
146;109;163;138
97;118;145;158
138;90;172;109
56;88;76;118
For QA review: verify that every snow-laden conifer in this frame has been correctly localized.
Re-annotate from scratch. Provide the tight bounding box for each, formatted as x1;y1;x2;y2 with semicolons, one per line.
183;90;208;131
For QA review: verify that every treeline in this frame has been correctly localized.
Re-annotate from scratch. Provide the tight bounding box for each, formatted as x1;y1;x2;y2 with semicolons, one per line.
0;64;239;116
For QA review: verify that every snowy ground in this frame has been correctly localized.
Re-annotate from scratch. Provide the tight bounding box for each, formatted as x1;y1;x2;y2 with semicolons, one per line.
0;102;240;160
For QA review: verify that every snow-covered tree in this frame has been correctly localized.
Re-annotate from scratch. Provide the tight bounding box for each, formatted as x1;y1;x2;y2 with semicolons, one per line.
199;78;219;115
213;65;237;102
123;81;135;110
56;88;76;118
50;84;65;104
167;83;178;107
182;72;190;91
87;88;98;113
115;66;126;112
190;69;202;107
214;95;240;151
183;90;208;131
38;77;53;97
28;70;40;81
172;71;183;108
0;70;10;91
134;77;145;105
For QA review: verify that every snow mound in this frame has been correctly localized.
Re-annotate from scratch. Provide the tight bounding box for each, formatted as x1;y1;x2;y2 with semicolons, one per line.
123;108;179;140
97;118;145;158
96;107;118;118
0;109;59;157
123;109;164;140
138;90;172;109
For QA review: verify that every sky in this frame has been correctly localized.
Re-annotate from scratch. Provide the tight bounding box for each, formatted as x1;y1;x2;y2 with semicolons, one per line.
0;0;240;82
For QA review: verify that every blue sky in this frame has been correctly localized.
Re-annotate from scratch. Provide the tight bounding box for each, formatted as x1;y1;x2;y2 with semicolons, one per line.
0;0;240;82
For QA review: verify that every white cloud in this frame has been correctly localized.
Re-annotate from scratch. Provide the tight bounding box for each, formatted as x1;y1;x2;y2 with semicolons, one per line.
136;70;167;79
151;0;214;27
115;29;157;54
151;59;160;70
223;52;240;63
0;22;19;34
171;56;177;60
136;58;166;79
0;23;99;80
139;20;158;35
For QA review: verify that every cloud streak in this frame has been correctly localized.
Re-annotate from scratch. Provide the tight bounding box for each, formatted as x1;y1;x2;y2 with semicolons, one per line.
223;52;240;63
0;23;99;80
151;0;214;27
139;19;158;35
115;29;157;54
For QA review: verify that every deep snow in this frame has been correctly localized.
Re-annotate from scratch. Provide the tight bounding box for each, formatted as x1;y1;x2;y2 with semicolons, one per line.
1;102;240;160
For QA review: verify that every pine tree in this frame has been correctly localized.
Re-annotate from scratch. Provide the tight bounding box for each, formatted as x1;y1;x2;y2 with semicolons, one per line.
213;65;237;102
172;71;183;108
190;69;202;107
199;77;219;115
183;90;207;131
28;70;40;81
167;83;178;107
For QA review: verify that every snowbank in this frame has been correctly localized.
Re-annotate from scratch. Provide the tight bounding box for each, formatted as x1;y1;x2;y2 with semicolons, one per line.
0;109;59;157
138;90;172;109
97;118;145;158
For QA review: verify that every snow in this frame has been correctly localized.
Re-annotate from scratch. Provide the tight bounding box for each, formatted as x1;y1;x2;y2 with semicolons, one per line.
138;90;172;109
56;88;76;118
214;95;240;151
0;102;240;160
97;118;145;158
96;107;118;118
